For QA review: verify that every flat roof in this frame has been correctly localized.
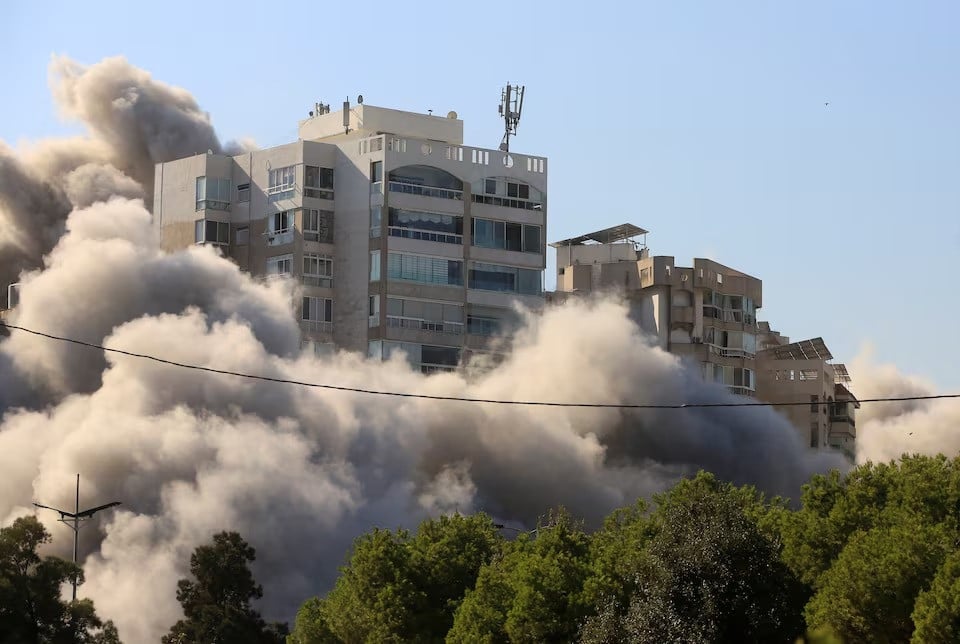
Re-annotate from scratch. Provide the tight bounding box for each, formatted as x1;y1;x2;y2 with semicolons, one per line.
550;223;648;247
766;337;833;361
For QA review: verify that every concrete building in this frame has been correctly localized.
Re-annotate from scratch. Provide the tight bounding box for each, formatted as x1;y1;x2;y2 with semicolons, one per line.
152;101;548;372
755;326;859;456
548;224;762;396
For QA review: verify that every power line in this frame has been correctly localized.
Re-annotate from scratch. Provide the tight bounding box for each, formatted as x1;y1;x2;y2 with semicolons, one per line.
1;320;958;409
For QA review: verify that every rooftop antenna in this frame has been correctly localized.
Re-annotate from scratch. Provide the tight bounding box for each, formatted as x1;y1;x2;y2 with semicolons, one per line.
498;83;525;152
33;474;121;602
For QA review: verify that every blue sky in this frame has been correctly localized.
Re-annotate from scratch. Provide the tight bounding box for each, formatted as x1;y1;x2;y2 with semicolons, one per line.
2;0;959;389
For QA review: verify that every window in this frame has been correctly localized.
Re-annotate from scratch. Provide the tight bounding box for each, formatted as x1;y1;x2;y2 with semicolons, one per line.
196;177;231;210
370;251;381;281
194;219;230;245
370;206;382;238
388;208;463;244
304;166;334;199
266;211;294;246
268;166;295;197
467;315;501;336
266;254;293;276
468;262;542;295
302;296;333;322
471;218;542;253
235;227;249;245
470;178;543;210
237;183;250;202
388;165;464;200
303;209;333;243
386;298;464;334
368;295;380;327
371;161;383;183
302;253;333;287
387;253;463;286
810;423;819;448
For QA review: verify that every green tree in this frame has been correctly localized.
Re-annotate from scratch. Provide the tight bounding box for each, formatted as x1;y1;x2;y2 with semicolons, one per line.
805;521;949;643
911;548;960;642
0;515;119;643
448;509;592;643
581;472;806;644
163;531;287;644
307;513;502;643
286;597;337;644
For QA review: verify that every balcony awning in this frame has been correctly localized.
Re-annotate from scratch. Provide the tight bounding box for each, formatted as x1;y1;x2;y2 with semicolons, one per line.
550;223;648;247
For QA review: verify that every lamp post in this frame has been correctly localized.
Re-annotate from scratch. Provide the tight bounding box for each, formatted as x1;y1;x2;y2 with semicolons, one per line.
33;474;121;601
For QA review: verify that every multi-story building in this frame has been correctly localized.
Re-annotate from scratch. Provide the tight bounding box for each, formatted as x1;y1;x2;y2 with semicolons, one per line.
548;224;762;396
152;101;548;372
755;324;859;456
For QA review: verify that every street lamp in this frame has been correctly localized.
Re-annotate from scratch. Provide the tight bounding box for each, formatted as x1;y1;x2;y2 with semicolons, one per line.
33;474;121;601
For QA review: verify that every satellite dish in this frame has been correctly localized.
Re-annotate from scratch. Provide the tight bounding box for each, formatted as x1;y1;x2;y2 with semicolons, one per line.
447;110;458;119
357;95;364;104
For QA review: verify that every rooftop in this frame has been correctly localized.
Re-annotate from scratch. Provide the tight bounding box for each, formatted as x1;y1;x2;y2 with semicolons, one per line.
764;337;834;361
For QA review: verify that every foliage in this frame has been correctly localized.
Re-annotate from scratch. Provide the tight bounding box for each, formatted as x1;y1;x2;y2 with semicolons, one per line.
163;531;287;644
447;508;592;643
912;549;960;642
290;513;502;644
0;515;119;643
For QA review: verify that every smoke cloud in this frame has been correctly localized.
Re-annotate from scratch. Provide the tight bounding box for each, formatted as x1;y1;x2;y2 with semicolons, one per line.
0;55;245;306
1;56;946;643
850;347;960;463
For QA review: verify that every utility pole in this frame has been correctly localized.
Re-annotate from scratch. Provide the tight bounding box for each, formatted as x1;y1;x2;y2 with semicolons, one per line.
33;474;121;601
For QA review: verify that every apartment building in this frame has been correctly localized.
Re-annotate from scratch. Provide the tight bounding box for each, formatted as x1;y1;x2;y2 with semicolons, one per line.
151;101;547;372
548;224;762;396
755;325;859;456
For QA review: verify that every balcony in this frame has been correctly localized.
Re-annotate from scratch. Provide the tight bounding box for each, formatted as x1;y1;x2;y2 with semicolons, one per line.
387;315;463;335
388;227;463;245
300;320;333;335
388;181;463;201
265;229;294;246
707;344;756;359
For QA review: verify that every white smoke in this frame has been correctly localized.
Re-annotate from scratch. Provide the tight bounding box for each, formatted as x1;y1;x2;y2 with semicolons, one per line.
0;56;916;644
850;346;960;463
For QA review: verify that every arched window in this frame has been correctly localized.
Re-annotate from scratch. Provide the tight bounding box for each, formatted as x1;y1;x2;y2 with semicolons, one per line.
388;165;463;200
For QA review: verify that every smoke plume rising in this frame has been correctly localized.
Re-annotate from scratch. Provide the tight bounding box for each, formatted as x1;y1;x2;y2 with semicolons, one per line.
0;55;245;306
1;56;947;643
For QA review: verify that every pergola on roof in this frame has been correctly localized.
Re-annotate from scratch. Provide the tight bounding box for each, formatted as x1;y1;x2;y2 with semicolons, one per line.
550;223;648;247
767;337;834;361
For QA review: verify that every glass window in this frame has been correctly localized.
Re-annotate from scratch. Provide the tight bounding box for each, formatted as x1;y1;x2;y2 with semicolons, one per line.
387;208;463;244
194;219;229;244
196;177;231;210
235;227;249;245
505;223;522;251
302;296;333;322
237;183;250;202
266;254;293;276
268;211;294;233
485;178;497;194
303;254;333;287
371;161;383;183
370;206;382;238
268;166;296;197
387;253;463;286
303;209;333;243
370;251;381;282
304;166;334;198
523;225;541;253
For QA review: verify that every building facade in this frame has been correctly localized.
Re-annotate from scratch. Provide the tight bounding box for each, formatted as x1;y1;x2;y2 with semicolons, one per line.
152;103;548;372
548;224;762;396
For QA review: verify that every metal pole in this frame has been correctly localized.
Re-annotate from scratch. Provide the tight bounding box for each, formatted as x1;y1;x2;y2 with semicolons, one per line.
72;473;79;602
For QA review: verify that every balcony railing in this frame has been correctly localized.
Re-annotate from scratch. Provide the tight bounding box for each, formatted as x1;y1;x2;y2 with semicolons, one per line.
196;200;230;211
267;183;296;196
388;181;463;201
388;227;463;245
302;275;333;288
706;344;756;359
421;363;458;374
386;315;463;335
304;186;334;200
265;229;294;246
300;320;333;334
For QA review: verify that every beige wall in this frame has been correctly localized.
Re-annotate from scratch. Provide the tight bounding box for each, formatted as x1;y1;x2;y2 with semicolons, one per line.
298;104;464;145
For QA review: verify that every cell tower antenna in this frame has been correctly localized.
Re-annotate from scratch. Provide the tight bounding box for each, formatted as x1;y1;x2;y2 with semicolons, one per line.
498;83;525;153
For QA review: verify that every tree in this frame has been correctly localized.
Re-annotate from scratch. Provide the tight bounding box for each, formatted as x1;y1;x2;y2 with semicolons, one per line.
286;597;337;644
581;472;806;644
163;531;287;644
447;509;592;643
805;521;949;643
912;549;960;642
311;513;502;643
0;515;119;643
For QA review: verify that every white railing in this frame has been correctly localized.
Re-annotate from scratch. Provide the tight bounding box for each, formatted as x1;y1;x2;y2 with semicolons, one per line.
300;320;333;334
387;227;463;245
388;181;463;201
267;183;296;195
386;316;463;335
707;344;756;359
265;229;293;246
